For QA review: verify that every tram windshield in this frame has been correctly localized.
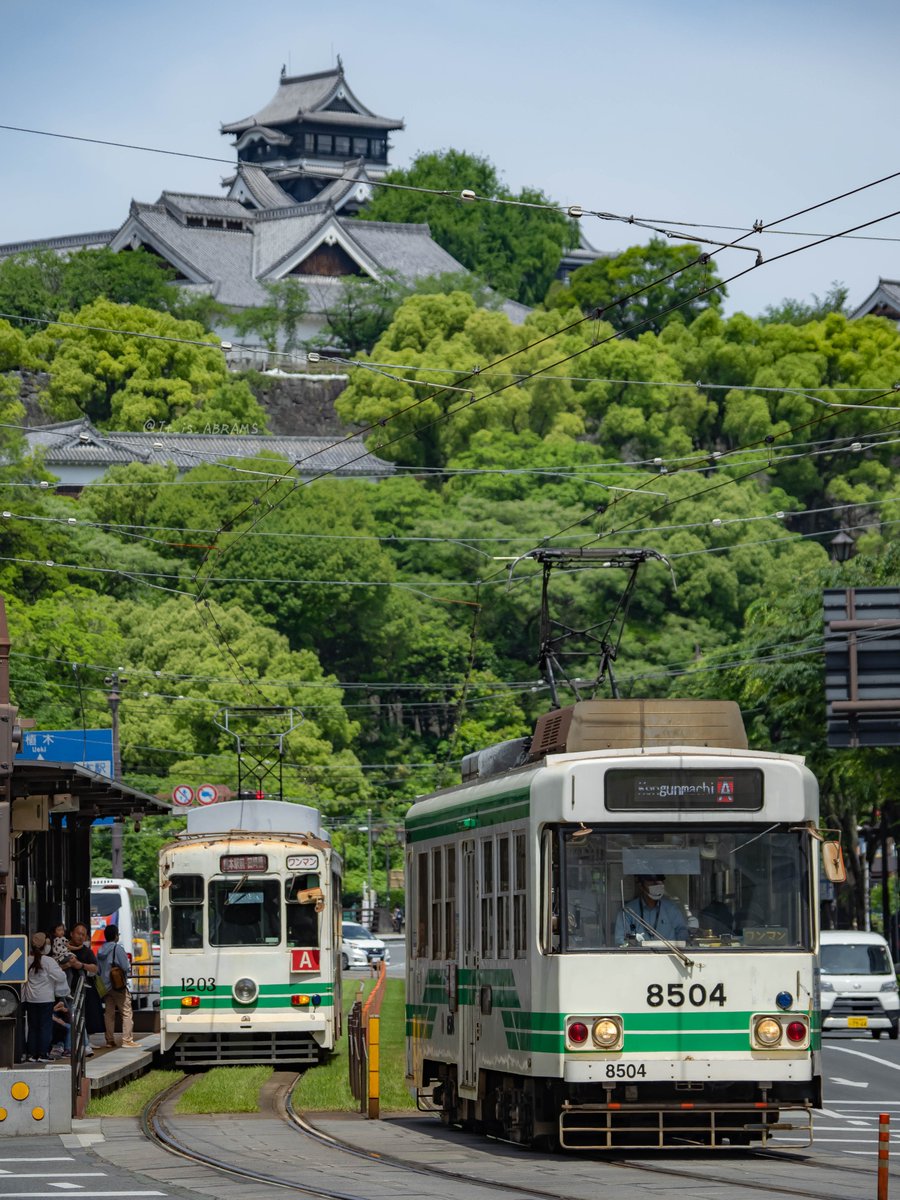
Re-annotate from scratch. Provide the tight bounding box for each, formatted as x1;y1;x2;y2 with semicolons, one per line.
546;825;811;952
209;878;281;946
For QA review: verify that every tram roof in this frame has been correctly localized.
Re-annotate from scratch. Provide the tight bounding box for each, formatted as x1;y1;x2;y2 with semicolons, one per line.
10;761;169;818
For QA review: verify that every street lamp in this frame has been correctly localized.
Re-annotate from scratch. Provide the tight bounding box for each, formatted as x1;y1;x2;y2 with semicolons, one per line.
830;530;856;563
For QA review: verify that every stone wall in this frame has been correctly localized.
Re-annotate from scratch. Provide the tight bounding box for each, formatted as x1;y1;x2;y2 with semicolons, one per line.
9;368;356;438
247;371;354;436
10;371;52;425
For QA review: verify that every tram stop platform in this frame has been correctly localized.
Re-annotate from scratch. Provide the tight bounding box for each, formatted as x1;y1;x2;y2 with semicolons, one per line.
86;1033;159;1095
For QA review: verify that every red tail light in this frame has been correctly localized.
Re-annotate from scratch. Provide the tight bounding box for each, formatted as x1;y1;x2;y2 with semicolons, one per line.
568;1021;589;1044
786;1021;807;1043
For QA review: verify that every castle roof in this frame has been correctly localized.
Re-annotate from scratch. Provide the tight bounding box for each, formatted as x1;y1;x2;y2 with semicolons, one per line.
25;418;395;481
222;65;403;136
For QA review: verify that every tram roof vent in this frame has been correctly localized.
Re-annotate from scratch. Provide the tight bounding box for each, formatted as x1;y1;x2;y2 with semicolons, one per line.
186;798;323;837
528;700;748;759
461;736;531;782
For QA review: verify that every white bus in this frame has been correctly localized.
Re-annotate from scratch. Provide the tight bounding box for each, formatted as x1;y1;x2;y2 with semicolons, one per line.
90;877;158;1011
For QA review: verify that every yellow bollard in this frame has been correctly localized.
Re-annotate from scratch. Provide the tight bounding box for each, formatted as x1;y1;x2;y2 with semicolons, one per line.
367;1013;380;1120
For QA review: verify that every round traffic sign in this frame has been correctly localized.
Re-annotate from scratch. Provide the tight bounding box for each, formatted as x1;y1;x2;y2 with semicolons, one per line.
172;785;194;807
197;784;219;805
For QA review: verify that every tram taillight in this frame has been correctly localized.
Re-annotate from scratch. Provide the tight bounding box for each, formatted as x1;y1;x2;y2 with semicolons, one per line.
786;1021;807;1043
567;1021;589;1045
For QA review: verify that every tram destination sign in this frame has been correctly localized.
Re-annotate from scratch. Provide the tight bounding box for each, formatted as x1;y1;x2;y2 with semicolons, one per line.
605;768;764;811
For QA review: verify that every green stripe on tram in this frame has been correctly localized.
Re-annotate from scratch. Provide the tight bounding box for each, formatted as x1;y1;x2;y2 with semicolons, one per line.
161;994;334;1011
160;983;334;997
406;788;531;842
408;998;816;1054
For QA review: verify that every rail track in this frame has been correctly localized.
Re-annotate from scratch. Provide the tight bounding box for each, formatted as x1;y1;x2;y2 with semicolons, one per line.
139;1072;896;1200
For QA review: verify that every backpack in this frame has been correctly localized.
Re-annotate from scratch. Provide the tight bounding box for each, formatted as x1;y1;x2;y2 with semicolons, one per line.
108;944;128;991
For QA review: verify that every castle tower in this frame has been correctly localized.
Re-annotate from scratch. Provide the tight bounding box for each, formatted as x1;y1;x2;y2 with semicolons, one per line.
221;59;404;207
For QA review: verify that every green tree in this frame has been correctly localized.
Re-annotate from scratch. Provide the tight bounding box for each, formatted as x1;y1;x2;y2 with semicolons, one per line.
33;300;268;431
233;279;309;354
0;247;184;324
760;281;850;326
547;238;726;334
359;149;575;306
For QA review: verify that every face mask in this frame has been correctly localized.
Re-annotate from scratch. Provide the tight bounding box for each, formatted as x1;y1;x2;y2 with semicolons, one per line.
645;883;665;900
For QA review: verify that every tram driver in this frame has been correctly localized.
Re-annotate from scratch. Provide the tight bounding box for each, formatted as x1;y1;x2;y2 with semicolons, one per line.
614;874;690;944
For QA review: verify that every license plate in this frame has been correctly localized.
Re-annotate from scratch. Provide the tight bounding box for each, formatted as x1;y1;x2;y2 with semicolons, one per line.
847;1016;868;1028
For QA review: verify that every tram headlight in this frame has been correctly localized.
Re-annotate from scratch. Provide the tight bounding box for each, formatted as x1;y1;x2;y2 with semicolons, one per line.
753;1016;783;1046
591;1017;623;1049
232;977;258;1004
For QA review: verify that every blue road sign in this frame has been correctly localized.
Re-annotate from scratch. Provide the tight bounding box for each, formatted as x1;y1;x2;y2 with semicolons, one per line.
16;728;114;778
0;936;28;984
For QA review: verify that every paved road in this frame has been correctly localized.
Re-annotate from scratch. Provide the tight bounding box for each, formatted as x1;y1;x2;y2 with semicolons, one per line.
2;1023;897;1200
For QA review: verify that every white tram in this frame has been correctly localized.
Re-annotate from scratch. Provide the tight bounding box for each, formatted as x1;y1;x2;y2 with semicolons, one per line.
159;799;342;1067
406;699;843;1149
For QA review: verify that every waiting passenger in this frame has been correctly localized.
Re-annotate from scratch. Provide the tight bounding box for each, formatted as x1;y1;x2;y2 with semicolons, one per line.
614;875;690;943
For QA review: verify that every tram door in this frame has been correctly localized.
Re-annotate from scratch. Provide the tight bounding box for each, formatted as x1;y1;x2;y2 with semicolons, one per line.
460;840;478;1091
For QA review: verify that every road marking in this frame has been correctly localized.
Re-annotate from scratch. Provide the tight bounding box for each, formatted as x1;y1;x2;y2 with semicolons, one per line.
829;1075;868;1087
0;1160;73;1164
0;1194;166;1198
0;1176;106;1180
49;1185;83;1191
0;948;22;974
828;1045;900;1071
818;1106;846;1118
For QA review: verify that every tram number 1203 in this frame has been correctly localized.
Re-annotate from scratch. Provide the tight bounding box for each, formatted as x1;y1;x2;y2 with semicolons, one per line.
647;982;726;1007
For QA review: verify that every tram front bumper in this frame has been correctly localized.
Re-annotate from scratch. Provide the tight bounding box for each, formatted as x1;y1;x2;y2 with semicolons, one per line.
164;1010;330;1035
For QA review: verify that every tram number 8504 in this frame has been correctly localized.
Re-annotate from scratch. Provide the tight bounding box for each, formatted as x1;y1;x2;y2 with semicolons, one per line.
606;1063;646;1079
647;982;726;1007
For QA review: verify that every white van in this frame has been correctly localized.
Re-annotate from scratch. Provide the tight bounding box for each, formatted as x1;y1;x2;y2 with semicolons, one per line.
90;877;159;1011
820;930;899;1039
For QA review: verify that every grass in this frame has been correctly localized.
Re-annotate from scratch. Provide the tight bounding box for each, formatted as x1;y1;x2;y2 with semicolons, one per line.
294;976;415;1112
88;978;413;1116
175;1065;274;1113
87;1069;183;1117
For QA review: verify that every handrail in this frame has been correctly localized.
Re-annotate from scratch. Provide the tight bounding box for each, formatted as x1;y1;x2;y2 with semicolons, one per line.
70;975;87;1118
362;959;387;1026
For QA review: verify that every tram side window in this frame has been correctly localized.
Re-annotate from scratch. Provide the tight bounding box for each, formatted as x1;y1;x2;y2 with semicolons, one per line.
513;832;527;958
431;847;444;960
445;847;457;958
497;835;511;959
415;851;429;958
286;874;321;948
170;875;204;949
481;837;495;959
209;879;281;946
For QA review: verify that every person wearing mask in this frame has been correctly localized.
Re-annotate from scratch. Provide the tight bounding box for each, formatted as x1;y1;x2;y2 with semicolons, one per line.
24;934;70;1063
66;923;102;1054
97;925;138;1049
615;875;690;943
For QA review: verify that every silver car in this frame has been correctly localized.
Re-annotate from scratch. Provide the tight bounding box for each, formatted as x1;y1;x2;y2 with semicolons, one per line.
341;921;391;970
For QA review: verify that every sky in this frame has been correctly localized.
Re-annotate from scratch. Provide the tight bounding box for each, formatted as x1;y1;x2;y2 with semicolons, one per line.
3;0;900;318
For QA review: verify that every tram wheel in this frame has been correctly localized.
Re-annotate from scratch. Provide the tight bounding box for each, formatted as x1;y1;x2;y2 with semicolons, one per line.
872;1030;883;1039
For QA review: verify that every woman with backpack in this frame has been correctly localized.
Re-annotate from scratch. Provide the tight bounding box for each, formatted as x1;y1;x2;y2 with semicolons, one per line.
97;925;139;1049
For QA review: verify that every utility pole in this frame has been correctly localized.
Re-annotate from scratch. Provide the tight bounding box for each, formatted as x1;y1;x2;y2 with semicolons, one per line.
366;807;373;925
105;671;125;878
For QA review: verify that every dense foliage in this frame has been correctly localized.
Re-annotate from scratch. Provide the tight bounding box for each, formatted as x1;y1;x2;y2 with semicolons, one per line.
358;149;576;306
546;238;726;333
3;273;899;915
